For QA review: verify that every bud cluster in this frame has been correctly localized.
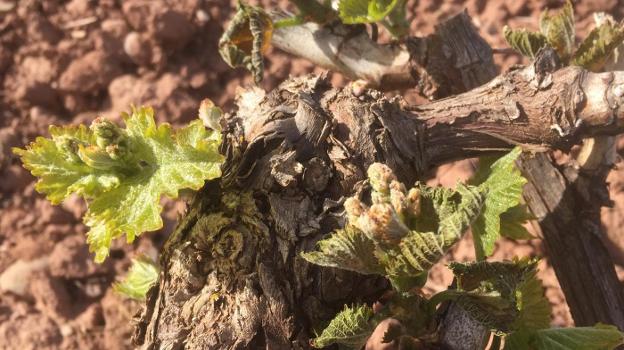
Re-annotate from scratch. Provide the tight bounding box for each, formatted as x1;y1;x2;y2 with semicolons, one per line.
345;163;422;245
91;118;132;161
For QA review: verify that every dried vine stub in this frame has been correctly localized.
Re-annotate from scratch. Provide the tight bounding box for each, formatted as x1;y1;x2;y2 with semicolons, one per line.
219;3;273;84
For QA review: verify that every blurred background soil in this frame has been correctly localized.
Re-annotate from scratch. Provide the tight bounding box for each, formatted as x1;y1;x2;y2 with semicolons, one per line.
0;0;623;349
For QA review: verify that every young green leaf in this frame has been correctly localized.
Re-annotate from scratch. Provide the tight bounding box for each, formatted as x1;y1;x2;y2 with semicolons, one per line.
512;269;551;331
301;226;385;275
500;205;534;240
449;258;536;295
311;304;377;349
572;20;624;72
113;256;160;300
14;107;224;262
338;0;400;24
539;0;575;60
448;259;550;334
470;148;527;260
503;26;549;58
504;325;624;350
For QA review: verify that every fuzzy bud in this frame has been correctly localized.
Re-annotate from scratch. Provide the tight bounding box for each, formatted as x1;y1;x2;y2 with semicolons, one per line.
356;203;409;244
198;99;222;132
91;118;132;161
92;118;123;148
78;145;118;170
367;163;397;195
406;188;421;217
344;197;365;224
390;186;407;218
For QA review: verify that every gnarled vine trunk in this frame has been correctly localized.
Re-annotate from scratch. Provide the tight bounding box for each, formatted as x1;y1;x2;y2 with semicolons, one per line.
134;12;624;350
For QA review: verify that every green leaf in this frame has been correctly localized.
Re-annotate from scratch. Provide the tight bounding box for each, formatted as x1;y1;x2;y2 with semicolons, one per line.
449;258;536;295
503;26;549;58
338;0;399;24
301;226;385;275
448;259;550;334
572;21;624;72
378;184;485;290
382;0;409;38
505;325;624;350
113;256;160;300
539;0;575;60
470;148;527;260
512;269;551;331
14;107;224;262
304;163;487;291
311;304;377;349
500;205;534;240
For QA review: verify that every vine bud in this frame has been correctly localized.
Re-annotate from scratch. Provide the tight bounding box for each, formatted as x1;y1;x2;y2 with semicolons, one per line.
406;188;421;217
92;118;123;148
344;197;365;224
356;203;409;244
367;163;397;195
78;145;117;170
390;182;407;218
92;118;132;161
198;99;223;132
56;136;83;163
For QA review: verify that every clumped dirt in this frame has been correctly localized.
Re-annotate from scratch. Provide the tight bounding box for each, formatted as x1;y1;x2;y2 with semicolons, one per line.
0;0;623;349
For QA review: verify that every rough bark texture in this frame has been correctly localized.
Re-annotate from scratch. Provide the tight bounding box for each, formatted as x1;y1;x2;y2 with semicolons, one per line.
519;152;624;330
134;11;624;350
514;52;624;331
134;58;624;349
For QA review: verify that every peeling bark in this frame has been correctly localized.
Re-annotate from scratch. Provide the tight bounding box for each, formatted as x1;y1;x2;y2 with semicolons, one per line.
271;11;495;99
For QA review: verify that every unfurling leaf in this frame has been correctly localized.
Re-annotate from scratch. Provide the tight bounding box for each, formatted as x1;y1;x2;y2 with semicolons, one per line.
311;304;377;349
14;107;224;262
504;325;624;350
448;259;550;334
539;0;575;60
470;147;527;260
338;0;400;24
503;26;549;58
113;256;160;300
304;163;487;291
301;226;385;275
572;20;624;72
198;98;223;132
219;2;273;83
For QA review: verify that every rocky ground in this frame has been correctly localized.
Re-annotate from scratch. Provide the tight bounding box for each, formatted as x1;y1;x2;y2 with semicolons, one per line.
0;0;623;349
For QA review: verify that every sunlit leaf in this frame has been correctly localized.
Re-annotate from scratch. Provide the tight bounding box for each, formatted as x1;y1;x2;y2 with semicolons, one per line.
470;148;527;259
14;107;224;262
113;256;160;300
572;20;624;72
311;304;377;349
301;226;385;275
338;0;400;24
503;26;549;58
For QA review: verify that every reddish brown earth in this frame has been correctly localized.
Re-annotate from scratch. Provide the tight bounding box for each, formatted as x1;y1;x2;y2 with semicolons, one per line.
0;0;622;348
